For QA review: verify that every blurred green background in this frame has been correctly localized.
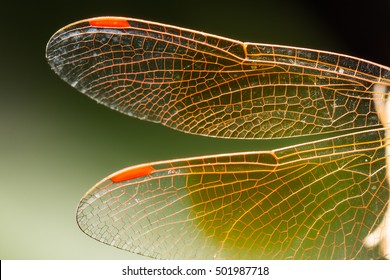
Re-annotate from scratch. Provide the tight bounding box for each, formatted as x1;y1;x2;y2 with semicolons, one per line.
0;0;388;259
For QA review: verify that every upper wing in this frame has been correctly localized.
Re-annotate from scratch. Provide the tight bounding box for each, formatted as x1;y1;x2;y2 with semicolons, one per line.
76;128;388;259
46;17;390;139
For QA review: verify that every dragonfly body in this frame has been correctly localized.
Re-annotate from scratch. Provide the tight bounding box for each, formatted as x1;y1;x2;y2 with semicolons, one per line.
46;17;390;259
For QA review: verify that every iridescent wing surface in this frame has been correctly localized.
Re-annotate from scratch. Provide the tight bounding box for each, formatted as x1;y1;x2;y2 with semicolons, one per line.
46;17;390;259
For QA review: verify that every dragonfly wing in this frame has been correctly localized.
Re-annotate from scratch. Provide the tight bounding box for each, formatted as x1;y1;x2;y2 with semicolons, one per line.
77;128;388;259
46;17;389;139
46;17;390;259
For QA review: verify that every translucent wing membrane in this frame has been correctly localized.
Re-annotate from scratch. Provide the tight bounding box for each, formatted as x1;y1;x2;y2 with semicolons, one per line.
77;128;388;259
46;17;390;259
46;17;390;139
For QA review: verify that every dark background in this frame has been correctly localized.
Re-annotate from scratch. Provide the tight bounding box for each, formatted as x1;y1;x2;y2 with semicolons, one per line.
1;0;388;259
